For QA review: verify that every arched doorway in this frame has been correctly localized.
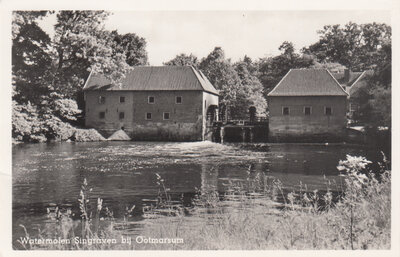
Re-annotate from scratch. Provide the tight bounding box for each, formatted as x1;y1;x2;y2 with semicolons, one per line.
205;105;219;141
206;105;219;126
249;106;256;123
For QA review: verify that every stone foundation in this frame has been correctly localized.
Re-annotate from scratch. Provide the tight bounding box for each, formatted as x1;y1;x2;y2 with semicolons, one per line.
268;130;347;143
97;121;202;141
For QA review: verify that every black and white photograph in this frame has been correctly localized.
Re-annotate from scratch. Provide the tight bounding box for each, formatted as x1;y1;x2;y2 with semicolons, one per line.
1;0;398;255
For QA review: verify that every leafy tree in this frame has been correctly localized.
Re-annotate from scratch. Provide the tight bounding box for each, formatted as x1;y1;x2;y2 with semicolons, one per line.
12;100;45;142
241;55;259;76
52;11;131;97
12;11;149;142
367;86;391;128
303;22;391;71
257;42;314;98
234;58;267;117
164;53;199;67
199;47;242;119
311;61;347;73
358;67;391;128
279;41;295;56
52;97;82;123
12;11;52;104
112;31;148;66
12;11;49;39
199;48;267;119
351;38;391;129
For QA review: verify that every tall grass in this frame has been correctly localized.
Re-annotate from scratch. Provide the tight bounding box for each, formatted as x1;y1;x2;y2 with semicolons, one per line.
16;154;390;250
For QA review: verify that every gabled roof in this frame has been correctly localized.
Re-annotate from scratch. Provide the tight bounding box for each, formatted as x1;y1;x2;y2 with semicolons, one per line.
83;66;219;95
267;69;348;97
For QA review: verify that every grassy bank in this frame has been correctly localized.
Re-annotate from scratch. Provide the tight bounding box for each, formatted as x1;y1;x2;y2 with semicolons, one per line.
15;155;390;250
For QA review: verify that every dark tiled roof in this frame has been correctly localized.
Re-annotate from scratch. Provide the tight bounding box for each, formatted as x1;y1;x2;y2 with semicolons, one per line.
267;69;348;96
83;66;219;95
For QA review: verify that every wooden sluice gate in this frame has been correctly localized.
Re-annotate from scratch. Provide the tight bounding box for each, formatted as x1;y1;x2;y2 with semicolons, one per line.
209;120;269;143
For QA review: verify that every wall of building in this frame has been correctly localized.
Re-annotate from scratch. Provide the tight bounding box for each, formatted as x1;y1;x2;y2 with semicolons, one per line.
202;92;219;140
268;96;347;141
84;90;207;141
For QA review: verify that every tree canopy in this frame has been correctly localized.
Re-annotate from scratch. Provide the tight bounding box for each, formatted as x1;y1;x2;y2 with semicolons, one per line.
165;48;268;119
52;11;132;97
12;11;52;105
302;22;391;71
12;11;149;142
257;41;315;98
12;12;391;142
163;53;199;67
112;31;149;66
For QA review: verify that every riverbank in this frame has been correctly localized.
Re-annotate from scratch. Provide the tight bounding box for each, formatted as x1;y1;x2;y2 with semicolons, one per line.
12;127;106;144
113;155;391;250
12;101;106;143
14;155;390;250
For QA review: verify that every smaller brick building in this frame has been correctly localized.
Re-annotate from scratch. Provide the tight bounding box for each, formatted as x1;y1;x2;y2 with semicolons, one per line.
267;69;348;141
83;66;219;141
332;69;374;122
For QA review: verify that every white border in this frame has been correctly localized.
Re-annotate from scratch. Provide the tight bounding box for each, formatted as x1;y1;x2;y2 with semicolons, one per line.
1;1;399;257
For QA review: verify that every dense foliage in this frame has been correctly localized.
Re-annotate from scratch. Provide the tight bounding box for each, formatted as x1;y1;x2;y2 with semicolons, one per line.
12;12;391;141
12;11;149;142
164;23;391;125
165;48;268;119
302;22;391;71
163;53;199;68
353;50;391;129
257;41;316;98
112;31;149;66
302;22;391;129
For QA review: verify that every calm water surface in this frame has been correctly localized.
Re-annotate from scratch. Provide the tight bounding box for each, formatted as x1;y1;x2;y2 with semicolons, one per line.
12;141;380;246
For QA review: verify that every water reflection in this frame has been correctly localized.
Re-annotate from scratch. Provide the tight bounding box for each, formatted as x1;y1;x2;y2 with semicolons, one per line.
12;141;380;246
200;163;218;194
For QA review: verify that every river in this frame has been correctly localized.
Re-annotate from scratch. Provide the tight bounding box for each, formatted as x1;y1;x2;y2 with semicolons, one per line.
12;141;382;248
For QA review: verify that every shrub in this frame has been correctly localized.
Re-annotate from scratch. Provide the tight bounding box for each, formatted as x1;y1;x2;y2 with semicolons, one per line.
12;101;46;142
12;99;104;143
53;98;82;123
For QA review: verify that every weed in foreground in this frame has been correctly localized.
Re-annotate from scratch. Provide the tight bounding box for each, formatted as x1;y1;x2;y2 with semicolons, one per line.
16;154;390;250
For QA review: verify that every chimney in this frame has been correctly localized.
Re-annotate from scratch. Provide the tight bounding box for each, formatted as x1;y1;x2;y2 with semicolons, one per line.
344;68;350;82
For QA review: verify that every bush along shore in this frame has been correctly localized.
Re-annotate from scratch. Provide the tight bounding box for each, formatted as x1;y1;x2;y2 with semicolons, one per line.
15;154;390;250
12;100;105;143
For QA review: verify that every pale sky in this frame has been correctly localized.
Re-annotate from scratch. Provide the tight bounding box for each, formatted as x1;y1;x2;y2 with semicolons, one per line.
38;10;391;65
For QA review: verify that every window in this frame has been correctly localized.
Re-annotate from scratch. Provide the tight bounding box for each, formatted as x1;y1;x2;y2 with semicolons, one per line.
99;112;105;119
98;96;106;104
304;106;311;115
148;96;155;104
120;96;125;103
282;107;290;115
176;96;182;104
145;112;152;120
163;112;170;120
325;107;332;116
350;103;358;112
119;112;125;119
